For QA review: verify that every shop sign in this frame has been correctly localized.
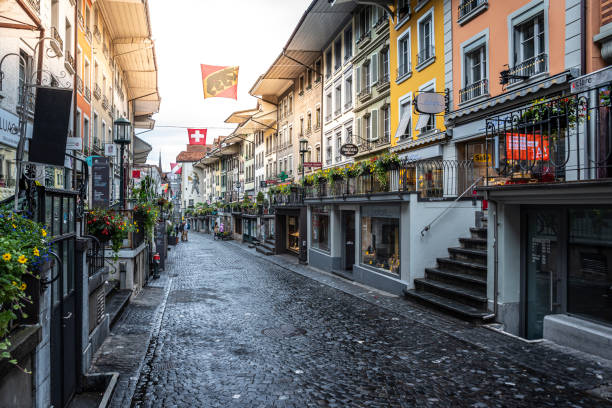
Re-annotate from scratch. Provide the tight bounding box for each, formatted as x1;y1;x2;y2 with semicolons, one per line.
505;133;549;161
105;143;116;156
91;157;110;208
339;143;358;156
570;66;612;94
415;92;445;114
473;153;491;163
303;161;323;167
0;108;31;148
266;179;278;185
66;137;82;150
260;180;267;188
361;205;400;219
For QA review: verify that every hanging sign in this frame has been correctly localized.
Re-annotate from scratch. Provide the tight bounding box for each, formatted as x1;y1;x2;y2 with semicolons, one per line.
132;170;141;179
339;143;358;156
415;92;445;114
105;143;116;156
66;137;82;150
303;162;323;167
91;157;110;209
473;153;491;163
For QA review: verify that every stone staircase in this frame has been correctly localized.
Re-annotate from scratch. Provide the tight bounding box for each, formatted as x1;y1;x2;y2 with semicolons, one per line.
255;238;275;256
404;214;492;322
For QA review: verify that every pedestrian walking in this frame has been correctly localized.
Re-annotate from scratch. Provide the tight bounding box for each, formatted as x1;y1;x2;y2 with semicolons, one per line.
179;222;185;242
185;221;190;241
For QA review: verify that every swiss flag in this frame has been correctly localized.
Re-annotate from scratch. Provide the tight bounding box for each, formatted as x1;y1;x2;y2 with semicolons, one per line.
188;128;207;145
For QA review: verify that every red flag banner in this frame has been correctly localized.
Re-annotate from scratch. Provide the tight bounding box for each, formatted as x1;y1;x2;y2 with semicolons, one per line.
188;128;207;145
201;64;239;99
505;133;549;161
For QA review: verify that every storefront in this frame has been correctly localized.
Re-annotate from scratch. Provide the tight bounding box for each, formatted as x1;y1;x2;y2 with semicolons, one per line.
242;215;258;242
274;207;306;260
359;206;401;276
260;215;275;242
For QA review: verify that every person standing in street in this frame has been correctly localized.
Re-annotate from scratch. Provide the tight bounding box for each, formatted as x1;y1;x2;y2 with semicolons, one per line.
185;221;190;241
179;222;185;242
213;222;219;240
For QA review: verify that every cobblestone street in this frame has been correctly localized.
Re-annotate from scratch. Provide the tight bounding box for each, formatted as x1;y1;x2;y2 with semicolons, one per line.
92;232;612;407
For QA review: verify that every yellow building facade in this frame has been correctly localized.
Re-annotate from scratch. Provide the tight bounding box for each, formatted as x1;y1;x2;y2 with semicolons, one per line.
389;0;446;157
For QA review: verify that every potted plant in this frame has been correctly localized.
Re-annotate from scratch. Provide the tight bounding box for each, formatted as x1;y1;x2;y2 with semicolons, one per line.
133;202;159;241
0;211;50;367
86;209;135;259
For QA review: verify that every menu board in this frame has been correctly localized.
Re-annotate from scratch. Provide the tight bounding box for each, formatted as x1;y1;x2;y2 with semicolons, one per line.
91;157;110;208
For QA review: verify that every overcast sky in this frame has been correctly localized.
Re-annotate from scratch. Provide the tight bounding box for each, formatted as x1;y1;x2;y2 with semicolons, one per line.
142;0;311;171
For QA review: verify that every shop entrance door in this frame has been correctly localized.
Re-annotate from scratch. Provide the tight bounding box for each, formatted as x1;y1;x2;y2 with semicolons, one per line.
525;208;562;339
342;211;355;270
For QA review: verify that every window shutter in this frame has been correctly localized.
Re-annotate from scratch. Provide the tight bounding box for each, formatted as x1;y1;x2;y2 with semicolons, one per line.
371;53;378;84
371;110;378;141
356;66;361;93
357;117;363;145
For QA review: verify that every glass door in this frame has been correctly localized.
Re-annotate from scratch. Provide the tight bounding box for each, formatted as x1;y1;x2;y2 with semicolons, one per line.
525;208;562;339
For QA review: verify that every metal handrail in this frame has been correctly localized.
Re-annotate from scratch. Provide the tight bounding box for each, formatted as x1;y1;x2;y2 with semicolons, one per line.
420;176;483;237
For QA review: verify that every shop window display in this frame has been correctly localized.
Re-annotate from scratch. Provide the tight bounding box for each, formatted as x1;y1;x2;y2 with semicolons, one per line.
287;215;299;253
311;206;330;252
361;216;400;275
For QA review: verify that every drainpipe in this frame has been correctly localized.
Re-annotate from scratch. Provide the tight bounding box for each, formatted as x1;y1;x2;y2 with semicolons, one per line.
73;0;78;189
580;0;586;75
485;191;499;321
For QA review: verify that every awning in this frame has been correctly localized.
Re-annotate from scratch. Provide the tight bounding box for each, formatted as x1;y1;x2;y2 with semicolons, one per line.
394;110;412;141
134;116;155;130
225;107;261;124
0;0;41;29
133;134;152;164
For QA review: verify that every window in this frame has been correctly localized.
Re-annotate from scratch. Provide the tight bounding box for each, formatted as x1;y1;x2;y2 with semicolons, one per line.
361;210;400;275
334;83;342;115
345;126;353;143
307;69;312;89
76;110;81;143
316;145;321;162
326;136;332;164
363;63;371;91
397;0;410;21
325;49;332;78
65;19;72;55
18;50;31;108
307;112;312;131
461;44;488;102
299;75;304;95
289;155;293;175
364;115;371;140
336;133;342;161
418;13;434;65
102;121;106;143
83;117;89;149
417;84;435;133
311;206;330;252
344;27;352;60
357;6;371;41
325;92;332;120
512;12;546;78
93;112;98;145
381;48;390;82
314;59;322;82
382;106;390;141
315;106;321;128
288;94;293;113
334;37;342;70
345;75;353;108
399;97;412;140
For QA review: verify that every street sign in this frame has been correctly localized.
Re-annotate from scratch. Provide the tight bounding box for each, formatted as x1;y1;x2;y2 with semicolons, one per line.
415;92;445;114
266;179;278;185
303;161;323;167
91;157;110;208
260;180;267;188
571;66;612;94
339;144;358;157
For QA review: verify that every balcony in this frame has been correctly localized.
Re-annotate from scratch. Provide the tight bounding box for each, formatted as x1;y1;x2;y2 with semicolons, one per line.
458;0;488;25
356;31;371;49
76;75;83;93
344;101;353;110
305;159;476;200
483;91;612;187
50;27;63;56
103;44;109;59
77;11;84;27
270;187;304;207
376;73;390;92
64;51;75;74
358;86;372;103
86;28;93;43
416;46;435;69
397;63;412;81
305;126;312;136
459;78;488;104
84;86;91;102
506;53;548;85
25;0;40;13
94;83;101;100
94;25;101;42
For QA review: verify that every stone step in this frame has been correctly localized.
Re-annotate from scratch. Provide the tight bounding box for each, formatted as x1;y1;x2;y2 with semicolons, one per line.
256;246;274;256
436;257;487;278
425;268;487;292
105;289;132;328
414;278;487;309
403;288;493;322
448;247;487;265
459;237;487;251
470;227;487;240
258;242;275;251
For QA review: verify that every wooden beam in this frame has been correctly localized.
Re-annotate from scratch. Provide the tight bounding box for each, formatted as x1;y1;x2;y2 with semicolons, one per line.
0;22;38;30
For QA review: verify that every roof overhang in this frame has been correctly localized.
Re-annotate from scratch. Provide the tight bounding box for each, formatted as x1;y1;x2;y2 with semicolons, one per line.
224;107;261;124
133;134;152;164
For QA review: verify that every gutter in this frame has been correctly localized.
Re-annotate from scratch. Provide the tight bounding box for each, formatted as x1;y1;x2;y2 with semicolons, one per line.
580;0;586;75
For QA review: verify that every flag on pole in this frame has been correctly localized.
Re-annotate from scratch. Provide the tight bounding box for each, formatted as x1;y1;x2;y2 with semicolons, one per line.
201;64;239;99
170;163;182;175
188;128;207;145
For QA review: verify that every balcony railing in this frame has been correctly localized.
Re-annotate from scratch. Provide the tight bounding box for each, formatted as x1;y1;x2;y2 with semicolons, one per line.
94;83;101;99
334;108;342;116
458;0;488;22
94;25;101;42
103;44;109;59
397;63;412;79
86;28;93;43
357;135;391;153
507;53;548;85
51;27;63;54
26;0;40;13
325;113;332;122
270;187;304;207
459;78;488;103
484;89;612;187
356;31;371;48
76;75;83;93
84;86;91;102
344;101;353;110
64;51;75;73
77;11;84;27
358;86;372;102
377;73;390;91
305;159;476;199
417;45;435;66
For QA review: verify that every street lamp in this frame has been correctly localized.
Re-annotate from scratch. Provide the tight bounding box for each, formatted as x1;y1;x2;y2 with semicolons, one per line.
299;137;308;183
114;117;132;209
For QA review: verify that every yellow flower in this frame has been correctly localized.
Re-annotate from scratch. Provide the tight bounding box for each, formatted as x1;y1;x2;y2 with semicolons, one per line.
20;283;26;291
12;224;17;229
11;280;17;286
41;229;47;237
3;253;11;261
33;248;40;257
17;255;27;264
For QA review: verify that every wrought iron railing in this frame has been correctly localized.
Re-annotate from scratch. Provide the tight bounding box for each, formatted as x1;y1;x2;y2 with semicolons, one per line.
103;44;109;59
51;27;63;52
94;25;101;42
26;0;40;13
417;45;435;66
305;159;476;199
397;63;412;79
358;86;372;101
458;0;488;21
94;83;101;99
84;86;91;102
484;88;612;186
270;188;304;206
76;75;83;93
102;95;109;110
356;30;371;47
85;235;105;277
459;78;488;103
508;53;548;85
65;51;75;71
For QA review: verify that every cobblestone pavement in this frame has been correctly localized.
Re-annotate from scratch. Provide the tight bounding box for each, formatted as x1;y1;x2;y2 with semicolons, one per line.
95;232;612;407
